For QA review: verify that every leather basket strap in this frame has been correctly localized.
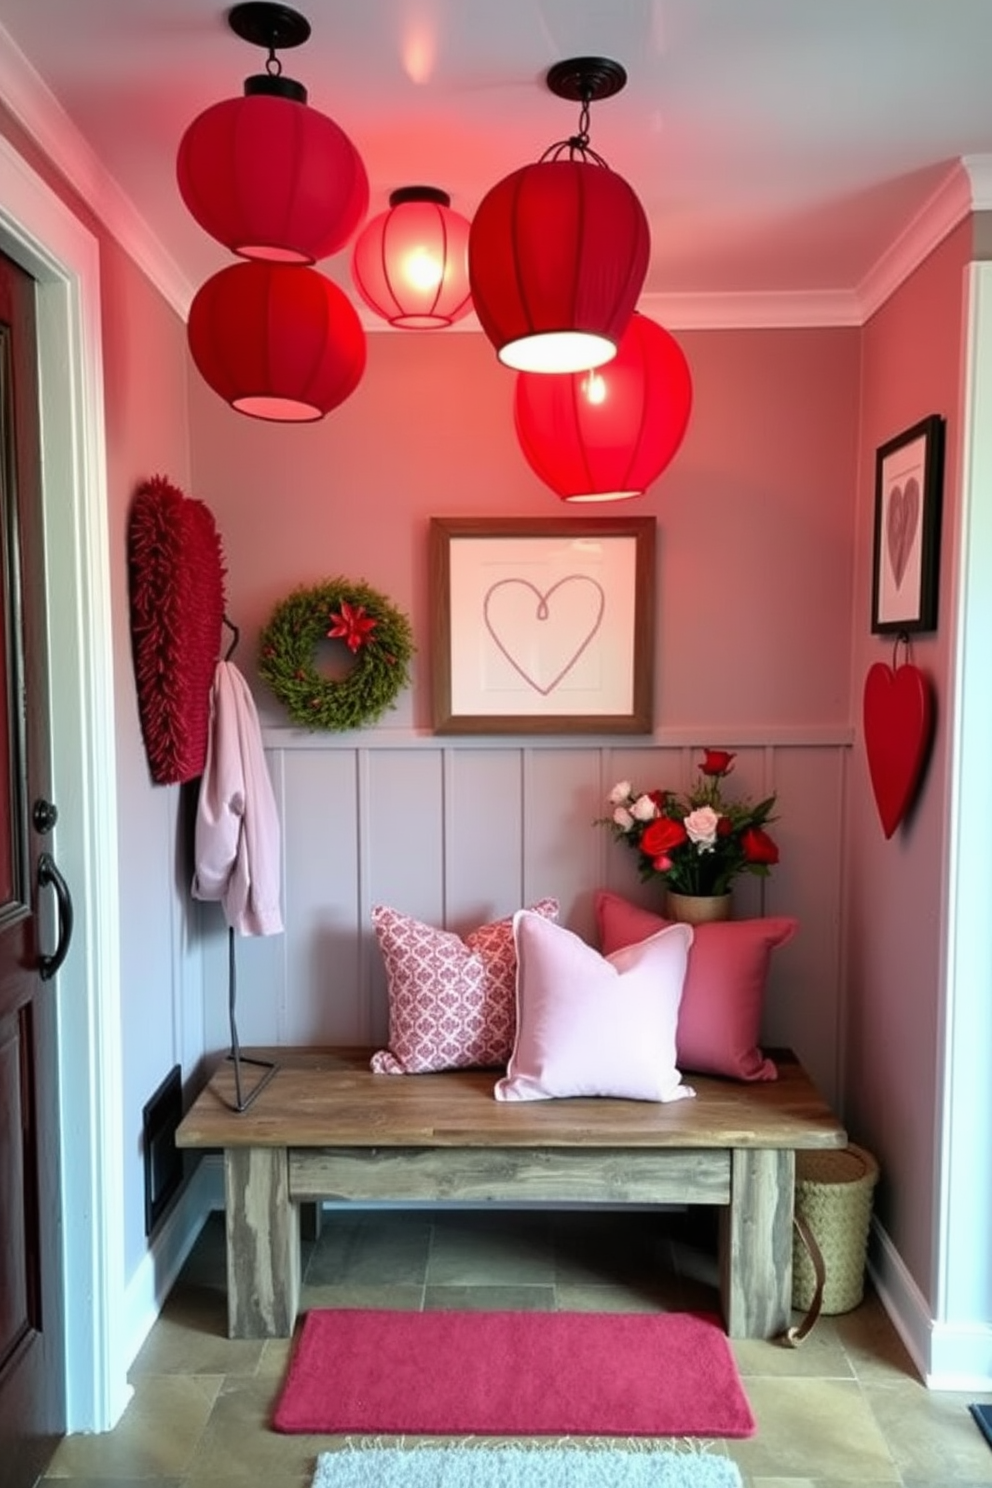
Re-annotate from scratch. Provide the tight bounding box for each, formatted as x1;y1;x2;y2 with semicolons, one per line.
781;1213;825;1347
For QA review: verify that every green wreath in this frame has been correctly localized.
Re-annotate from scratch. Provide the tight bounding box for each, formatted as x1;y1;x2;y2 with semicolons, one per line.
258;577;415;731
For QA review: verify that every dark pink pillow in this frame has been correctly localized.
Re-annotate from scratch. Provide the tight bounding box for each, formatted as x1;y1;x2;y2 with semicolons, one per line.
595;890;797;1081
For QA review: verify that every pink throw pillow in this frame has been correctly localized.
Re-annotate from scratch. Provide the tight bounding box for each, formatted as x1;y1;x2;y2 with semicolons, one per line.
494;910;696;1104
370;899;559;1074
595;891;797;1082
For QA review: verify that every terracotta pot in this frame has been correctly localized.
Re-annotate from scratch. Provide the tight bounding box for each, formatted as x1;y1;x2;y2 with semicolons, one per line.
666;891;732;925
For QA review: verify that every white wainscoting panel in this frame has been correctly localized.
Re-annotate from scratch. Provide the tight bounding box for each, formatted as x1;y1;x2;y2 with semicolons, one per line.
201;731;849;1107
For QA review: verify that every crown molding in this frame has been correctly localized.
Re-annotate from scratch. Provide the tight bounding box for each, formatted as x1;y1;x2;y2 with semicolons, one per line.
636;288;862;330
963;153;992;210
0;22;193;316
857;158;980;321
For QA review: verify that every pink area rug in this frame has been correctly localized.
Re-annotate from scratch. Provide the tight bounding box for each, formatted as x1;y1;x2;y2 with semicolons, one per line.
273;1309;756;1438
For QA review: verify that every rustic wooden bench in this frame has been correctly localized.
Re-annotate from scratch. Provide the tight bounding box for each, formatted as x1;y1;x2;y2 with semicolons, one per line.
175;1046;846;1342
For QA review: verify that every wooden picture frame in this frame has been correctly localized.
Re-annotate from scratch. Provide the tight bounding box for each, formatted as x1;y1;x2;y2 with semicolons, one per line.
871;414;944;634
430;516;655;735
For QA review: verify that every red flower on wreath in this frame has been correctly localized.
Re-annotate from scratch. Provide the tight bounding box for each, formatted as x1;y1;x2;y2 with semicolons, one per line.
327;600;378;653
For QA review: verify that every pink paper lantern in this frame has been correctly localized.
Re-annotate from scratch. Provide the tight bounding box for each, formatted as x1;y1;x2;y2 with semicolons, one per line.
351;187;473;328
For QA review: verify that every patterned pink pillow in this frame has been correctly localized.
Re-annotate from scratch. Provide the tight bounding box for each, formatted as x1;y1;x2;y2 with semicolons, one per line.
370;899;559;1074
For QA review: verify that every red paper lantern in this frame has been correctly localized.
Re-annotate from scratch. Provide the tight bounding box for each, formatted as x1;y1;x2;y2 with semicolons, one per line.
514;313;692;502
187;261;366;422
351;187;472;328
468;158;649;373
177;89;368;264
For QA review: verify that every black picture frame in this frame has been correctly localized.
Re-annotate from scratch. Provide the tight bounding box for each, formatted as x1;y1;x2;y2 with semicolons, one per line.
871;414;944;634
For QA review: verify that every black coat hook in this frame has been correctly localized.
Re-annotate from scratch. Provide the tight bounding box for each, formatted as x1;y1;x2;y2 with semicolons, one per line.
223;614;240;661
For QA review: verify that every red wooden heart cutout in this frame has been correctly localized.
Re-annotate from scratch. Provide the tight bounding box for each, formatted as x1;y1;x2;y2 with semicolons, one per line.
862;661;933;839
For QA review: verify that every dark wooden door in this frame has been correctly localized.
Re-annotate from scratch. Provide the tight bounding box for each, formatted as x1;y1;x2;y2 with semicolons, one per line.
0;249;66;1484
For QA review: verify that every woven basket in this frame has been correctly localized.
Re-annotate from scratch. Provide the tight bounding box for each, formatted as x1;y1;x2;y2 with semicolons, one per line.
792;1144;879;1315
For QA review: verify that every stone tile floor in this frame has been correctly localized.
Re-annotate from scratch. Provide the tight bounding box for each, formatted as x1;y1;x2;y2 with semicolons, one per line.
42;1206;992;1487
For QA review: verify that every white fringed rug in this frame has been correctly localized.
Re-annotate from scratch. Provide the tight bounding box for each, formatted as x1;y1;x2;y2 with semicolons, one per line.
311;1442;743;1488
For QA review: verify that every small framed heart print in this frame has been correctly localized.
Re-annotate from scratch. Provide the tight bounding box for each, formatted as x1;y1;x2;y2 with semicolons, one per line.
871;413;944;634
430;516;655;734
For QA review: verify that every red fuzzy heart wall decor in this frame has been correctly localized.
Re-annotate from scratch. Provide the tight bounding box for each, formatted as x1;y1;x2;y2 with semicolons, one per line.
128;476;227;785
862;660;934;839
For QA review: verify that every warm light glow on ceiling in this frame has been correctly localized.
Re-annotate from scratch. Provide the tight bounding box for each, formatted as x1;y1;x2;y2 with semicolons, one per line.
401;12;437;83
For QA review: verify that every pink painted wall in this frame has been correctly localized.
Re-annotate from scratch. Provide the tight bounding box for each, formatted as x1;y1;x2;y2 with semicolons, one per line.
188;324;861;736
99;234;200;1277
843;220;970;1307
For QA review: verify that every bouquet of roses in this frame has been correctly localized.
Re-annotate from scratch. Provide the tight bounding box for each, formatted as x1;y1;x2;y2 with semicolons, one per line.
600;748;779;895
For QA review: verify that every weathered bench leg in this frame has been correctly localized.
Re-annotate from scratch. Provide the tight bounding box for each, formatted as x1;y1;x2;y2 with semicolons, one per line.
719;1147;794;1338
224;1147;300;1339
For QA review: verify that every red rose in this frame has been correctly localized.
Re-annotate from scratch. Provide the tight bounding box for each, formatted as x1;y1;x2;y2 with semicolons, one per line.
701;749;735;776
742;826;779;865
641;817;688;861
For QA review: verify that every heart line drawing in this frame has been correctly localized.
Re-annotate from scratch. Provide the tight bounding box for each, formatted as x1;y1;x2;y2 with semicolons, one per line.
886;476;919;589
483;575;605;696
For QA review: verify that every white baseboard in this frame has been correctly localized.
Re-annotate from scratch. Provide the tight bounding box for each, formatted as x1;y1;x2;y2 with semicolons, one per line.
122;1155;224;1373
869;1218;992;1390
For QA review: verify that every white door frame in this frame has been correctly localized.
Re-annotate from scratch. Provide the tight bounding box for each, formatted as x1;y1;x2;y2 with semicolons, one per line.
0;137;125;1431
934;259;992;1383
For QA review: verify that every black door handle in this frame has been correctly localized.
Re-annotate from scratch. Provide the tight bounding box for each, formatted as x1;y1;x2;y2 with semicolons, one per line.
38;850;73;981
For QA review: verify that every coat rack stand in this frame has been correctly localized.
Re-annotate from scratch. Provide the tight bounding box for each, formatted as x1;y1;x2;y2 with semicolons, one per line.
225;925;278;1112
215;615;278;1112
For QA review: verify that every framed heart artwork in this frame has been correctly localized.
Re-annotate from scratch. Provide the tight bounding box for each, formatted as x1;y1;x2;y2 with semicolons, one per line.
430;516;655;734
870;413;944;634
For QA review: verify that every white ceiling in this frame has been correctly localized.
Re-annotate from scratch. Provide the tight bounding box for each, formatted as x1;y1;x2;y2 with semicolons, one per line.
2;0;992;326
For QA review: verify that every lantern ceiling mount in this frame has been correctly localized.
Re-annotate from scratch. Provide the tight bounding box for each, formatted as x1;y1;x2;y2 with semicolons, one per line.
227;2;312;102
228;2;311;49
541;58;629;168
545;56;628;106
388;186;451;208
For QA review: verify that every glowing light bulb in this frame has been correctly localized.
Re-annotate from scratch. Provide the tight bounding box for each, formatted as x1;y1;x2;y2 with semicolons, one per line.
584;371;607;405
404;247;443;292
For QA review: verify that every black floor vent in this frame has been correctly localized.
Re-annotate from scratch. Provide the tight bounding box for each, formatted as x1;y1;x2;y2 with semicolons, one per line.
143;1064;183;1235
